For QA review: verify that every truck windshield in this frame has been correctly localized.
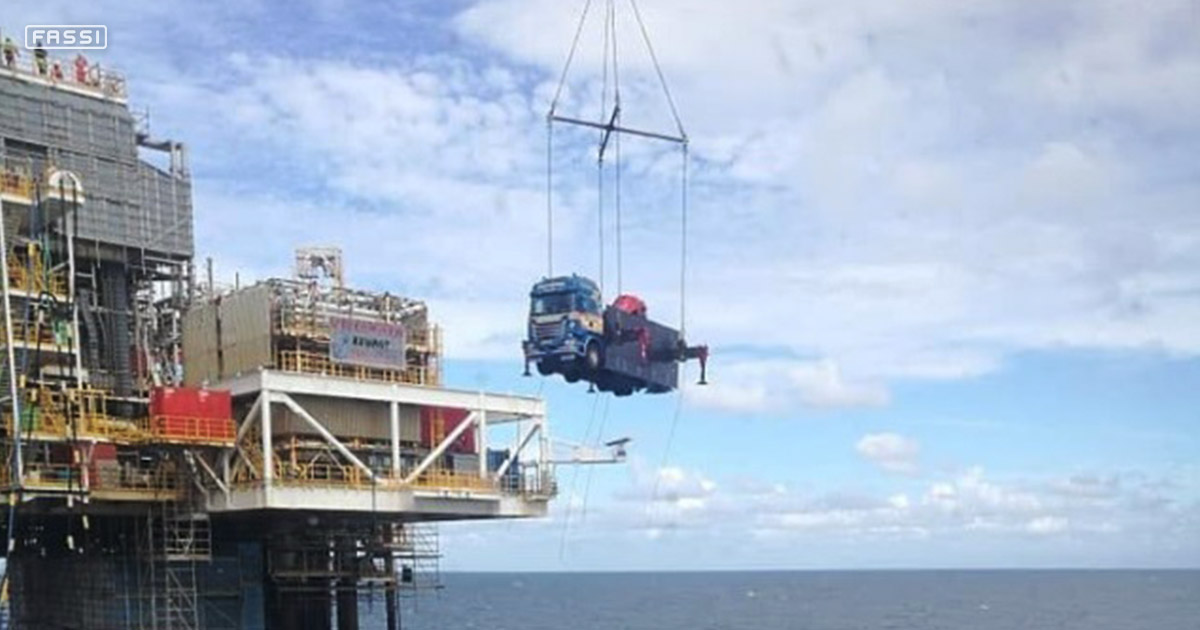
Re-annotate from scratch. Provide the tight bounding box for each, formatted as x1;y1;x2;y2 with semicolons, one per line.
532;293;574;315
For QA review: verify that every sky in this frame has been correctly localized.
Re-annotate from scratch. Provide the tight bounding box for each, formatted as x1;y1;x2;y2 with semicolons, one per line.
4;0;1199;570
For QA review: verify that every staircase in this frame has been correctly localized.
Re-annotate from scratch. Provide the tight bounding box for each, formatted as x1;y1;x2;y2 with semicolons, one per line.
143;499;210;630
389;523;442;593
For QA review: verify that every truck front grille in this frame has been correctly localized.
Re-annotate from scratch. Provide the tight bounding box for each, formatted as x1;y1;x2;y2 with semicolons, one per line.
534;321;564;342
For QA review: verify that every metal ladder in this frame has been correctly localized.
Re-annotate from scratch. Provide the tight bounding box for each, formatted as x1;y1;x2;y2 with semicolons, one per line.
150;499;210;630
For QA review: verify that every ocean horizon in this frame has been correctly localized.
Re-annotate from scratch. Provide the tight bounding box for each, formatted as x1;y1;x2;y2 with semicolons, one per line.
375;569;1199;630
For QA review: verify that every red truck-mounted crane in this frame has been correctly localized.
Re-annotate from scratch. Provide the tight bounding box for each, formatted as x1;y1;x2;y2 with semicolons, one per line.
523;275;707;396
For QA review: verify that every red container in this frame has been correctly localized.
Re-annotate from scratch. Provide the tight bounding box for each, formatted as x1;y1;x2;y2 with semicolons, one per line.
197;389;232;420
419;407;475;453
88;444;119;488
92;443;117;461
150;386;232;419
150;387;201;418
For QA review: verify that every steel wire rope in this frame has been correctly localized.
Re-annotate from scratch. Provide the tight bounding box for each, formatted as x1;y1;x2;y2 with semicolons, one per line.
611;0;624;296
580;392;610;521
557;390;602;561
646;384;685;530
547;0;598;278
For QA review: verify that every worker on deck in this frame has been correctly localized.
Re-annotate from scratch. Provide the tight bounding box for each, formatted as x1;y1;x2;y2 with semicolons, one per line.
2;38;17;69
33;41;48;75
50;60;64;82
73;54;88;84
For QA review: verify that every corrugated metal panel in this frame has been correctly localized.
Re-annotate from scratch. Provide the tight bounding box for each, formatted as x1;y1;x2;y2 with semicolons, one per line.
272;395;420;442
0;74;193;257
218;284;273;378
182;300;220;386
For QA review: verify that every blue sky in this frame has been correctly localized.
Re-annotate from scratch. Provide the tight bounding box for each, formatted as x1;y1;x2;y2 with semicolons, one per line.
5;0;1198;569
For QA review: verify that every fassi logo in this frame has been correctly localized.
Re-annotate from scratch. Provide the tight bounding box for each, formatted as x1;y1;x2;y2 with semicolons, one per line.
24;26;107;50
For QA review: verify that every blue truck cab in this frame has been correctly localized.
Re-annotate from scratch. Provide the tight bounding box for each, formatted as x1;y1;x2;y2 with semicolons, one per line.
523;275;605;380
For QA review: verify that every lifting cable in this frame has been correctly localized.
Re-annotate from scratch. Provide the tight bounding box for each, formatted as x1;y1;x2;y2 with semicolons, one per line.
546;119;554;277
558;390;604;561
628;0;687;140
646;386;686;530
627;0;690;333
581;393;610;521
597;0;611;296
680;142;689;337
611;0;624;296
547;0;596;279
547;0;689;331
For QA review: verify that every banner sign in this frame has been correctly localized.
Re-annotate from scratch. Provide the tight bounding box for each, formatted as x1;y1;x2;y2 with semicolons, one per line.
329;317;407;369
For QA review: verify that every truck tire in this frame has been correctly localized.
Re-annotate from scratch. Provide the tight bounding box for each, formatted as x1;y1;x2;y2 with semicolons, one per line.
584;342;602;372
536;358;557;376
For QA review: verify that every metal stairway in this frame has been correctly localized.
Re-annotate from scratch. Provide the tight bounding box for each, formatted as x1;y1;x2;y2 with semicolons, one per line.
144;498;210;630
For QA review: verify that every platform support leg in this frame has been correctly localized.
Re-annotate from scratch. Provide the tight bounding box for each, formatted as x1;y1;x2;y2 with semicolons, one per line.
336;545;358;630
385;554;400;630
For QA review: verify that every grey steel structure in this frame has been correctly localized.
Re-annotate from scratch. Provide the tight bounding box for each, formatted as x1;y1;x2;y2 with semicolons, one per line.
0;54;582;630
0;70;192;256
1;65;192;395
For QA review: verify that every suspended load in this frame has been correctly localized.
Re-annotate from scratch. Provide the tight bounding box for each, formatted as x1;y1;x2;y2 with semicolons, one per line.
527;0;710;395
523;274;707;396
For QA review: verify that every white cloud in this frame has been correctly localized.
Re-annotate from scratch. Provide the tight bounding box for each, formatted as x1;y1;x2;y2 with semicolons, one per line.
1026;516;1070;536
856;433;921;475
686;358;888;413
446;0;1200;404
63;0;1199;409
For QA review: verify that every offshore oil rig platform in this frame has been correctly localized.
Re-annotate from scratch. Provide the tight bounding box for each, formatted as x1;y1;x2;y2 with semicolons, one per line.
0;49;566;629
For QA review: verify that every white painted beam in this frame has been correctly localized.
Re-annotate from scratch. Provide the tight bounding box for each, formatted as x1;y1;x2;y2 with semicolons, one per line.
390;400;401;477
403;412;478;484
216;369;544;419
261;390;273;484
496;423;541;478
275;392;377;483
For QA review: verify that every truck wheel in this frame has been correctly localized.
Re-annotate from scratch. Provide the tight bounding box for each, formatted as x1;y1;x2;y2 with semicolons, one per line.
584;342;602;372
563;368;580;383
536;358;556;376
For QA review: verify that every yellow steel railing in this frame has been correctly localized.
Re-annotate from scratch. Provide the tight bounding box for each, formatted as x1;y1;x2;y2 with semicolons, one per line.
275;349;437;386
412;467;497;492
0;165;34;200
8;257;69;297
274;461;370;489
3;387;145;443
90;464;183;496
276;315;440;350
4;317;72;348
19;463;80;490
139;415;236;445
234;457;518;494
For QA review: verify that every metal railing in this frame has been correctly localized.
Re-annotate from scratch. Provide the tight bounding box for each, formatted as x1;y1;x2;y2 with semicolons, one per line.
411;468;498;492
278;317;440;346
1;52;127;100
275;349;437;386
1;159;34;200
19;462;79;490
233;457;555;498
140;415;236;445
7;254;69;298
3;388;234;446
92;464;183;496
